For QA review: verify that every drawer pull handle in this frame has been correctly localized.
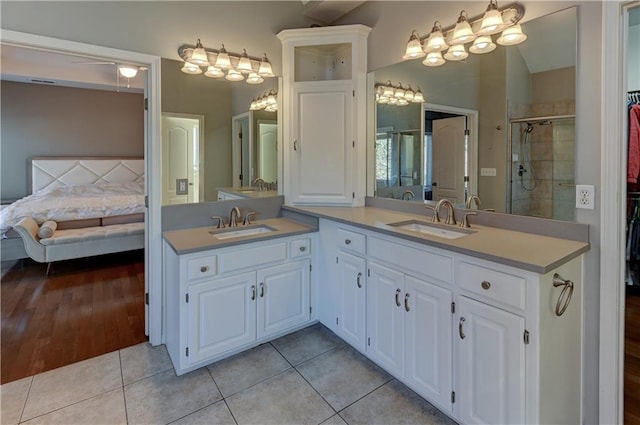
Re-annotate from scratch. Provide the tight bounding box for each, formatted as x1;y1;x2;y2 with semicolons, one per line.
404;293;410;312
260;283;265;298
357;272;362;288
251;285;256;301
459;317;466;339
553;273;574;316
481;280;491;290
395;289;402;307
200;266;209;273
345;239;352;245
299;246;306;252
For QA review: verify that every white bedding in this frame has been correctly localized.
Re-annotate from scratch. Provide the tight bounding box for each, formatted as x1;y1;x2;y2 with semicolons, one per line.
1;182;145;234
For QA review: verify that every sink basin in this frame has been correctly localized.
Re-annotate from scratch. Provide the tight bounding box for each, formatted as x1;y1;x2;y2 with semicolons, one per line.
387;220;474;240
209;225;276;240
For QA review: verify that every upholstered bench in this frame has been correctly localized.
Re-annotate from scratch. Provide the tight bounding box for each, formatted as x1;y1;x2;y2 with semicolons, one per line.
13;217;144;274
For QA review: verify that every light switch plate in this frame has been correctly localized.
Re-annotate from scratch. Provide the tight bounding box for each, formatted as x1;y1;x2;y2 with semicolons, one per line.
176;178;189;195
575;184;595;209
480;168;497;177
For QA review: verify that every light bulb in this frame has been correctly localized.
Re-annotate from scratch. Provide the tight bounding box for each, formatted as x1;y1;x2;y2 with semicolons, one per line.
118;65;138;79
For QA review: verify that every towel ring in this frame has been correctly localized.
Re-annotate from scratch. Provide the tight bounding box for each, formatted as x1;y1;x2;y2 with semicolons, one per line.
552;273;574;316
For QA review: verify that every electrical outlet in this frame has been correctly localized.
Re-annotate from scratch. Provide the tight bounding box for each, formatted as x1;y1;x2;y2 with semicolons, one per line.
575;184;595;209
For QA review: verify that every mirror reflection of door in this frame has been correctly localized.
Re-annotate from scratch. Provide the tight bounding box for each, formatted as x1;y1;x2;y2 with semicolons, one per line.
162;114;203;205
257;120;277;182
232;113;251;187
431;115;467;204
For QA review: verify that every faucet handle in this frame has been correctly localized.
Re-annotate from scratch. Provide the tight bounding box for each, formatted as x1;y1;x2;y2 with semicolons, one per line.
211;216;225;228
425;206;440;222
243;211;256;225
460;212;478;228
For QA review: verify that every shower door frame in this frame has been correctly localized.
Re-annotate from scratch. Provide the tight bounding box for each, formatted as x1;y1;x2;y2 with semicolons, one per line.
506;114;576;215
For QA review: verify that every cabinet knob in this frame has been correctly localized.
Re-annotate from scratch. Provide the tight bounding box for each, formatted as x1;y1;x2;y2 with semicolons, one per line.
200;266;209;273
481;280;491;290
299;246;306;252
345;239;352;245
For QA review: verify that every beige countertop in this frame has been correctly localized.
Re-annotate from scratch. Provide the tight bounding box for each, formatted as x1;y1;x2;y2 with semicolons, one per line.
217;187;279;199
285;206;590;274
163;217;316;255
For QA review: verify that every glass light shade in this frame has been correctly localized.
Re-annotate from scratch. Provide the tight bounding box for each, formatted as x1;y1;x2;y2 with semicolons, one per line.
404;90;414;102
394;87;406;99
469;36;496;54
118;65;138;78
444;44;469;61
237;49;254;74
189;40;210;66
496;24;527;46
403;31;426;60
267;92;277;105
422;51;445;67
246;72;264;84
383;85;394;97
412;90;425;103
214;45;232;70
398;99;409;106
388;97;398;105
378;96;389;104
450;13;477;45
181;61;202;74
250;101;259;110
265;105;277;112
204;65;224;78
478;4;505;35
258;54;275;77
424;22;448;52
225;69;244;81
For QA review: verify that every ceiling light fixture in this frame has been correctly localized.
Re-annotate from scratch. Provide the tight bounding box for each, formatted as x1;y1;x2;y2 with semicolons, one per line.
117;65;138;79
402;1;526;68
178;40;276;84
375;81;425;106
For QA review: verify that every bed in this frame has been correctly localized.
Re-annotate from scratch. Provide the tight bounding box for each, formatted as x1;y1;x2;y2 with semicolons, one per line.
1;157;145;262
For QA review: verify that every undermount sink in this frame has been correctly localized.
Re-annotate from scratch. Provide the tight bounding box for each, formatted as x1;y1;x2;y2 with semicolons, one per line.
387;220;475;240
209;225;276;240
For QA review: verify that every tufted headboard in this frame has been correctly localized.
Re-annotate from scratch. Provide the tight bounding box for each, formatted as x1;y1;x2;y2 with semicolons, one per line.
30;157;144;193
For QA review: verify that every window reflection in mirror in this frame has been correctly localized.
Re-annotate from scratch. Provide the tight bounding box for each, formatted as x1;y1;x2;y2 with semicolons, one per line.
369;7;577;221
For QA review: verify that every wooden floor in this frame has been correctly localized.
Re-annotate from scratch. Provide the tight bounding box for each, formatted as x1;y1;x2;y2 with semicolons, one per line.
0;251;147;384
627;291;640;424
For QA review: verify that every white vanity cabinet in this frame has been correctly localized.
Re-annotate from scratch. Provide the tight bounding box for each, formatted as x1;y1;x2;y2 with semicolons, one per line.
164;234;314;375
278;25;370;206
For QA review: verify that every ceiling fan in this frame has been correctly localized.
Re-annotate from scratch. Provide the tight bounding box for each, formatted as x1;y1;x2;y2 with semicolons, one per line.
73;60;147;89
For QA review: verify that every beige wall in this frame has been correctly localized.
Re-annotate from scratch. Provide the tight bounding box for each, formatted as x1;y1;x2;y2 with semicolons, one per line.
0;81;143;201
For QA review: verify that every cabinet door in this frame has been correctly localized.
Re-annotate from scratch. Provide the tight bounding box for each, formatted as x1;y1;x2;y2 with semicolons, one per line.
367;262;404;376
290;81;353;205
404;276;453;412
187;272;256;364
257;259;310;339
337;251;367;351
457;296;525;425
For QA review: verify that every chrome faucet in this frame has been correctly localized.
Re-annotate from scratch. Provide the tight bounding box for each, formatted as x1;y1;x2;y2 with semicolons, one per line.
252;178;265;191
436;199;457;225
229;207;241;227
401;190;415;201
465;195;482;209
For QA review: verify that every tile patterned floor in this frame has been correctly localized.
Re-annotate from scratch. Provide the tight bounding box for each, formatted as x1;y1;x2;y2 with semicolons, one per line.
1;323;456;425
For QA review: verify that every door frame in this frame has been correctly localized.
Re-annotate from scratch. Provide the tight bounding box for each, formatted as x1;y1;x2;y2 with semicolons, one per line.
424;103;479;203
162;112;205;203
232;112;251;187
600;1;639;423
1;29;163;346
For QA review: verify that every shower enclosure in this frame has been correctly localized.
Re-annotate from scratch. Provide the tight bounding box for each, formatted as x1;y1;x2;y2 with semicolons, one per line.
508;115;576;220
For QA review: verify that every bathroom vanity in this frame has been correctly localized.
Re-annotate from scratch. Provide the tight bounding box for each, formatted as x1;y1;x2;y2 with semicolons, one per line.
162;204;588;425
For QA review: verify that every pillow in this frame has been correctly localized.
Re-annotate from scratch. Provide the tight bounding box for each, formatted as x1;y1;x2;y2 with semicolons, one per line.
38;220;58;238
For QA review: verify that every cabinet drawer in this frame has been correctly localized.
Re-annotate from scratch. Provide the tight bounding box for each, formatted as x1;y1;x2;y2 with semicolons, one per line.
290;238;311;258
219;242;287;274
368;236;452;284
337;228;366;255
187;254;218;281
457;261;526;312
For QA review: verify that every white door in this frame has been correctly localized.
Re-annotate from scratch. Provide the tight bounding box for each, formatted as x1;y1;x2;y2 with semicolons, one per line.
257;259;310;339
367;262;405;376
337;251;367;351
257;121;278;183
432;116;467;204
404;276;453;412
291;81;353;205
162;115;200;205
457;296;525;425
187;272;256;364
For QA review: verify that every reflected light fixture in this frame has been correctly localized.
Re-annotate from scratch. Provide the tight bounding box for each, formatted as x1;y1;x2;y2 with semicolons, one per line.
117;65;138;79
178;40;276;84
250;89;278;112
402;1;525;68
375;81;425;105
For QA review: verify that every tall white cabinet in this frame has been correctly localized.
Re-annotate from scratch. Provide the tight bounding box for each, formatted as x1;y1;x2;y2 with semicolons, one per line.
278;25;371;206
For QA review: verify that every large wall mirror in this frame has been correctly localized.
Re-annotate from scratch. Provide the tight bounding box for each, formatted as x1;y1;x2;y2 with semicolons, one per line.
161;58;278;205
369;7;577;221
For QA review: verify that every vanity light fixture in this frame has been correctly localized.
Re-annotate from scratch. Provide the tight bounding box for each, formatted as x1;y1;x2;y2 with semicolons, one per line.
250;89;278;112
375;81;425;105
117;65;138;79
402;1;526;67
178;40;276;84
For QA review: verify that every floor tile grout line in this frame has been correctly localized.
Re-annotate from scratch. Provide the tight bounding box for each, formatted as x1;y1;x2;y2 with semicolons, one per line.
16;375;34;425
205;363;239;425
334;376;395;416
118;350;129;425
